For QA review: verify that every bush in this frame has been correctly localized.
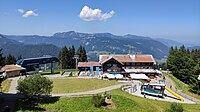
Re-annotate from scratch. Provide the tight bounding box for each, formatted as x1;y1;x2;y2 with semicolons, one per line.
92;94;105;107
17;74;53;99
166;103;183;112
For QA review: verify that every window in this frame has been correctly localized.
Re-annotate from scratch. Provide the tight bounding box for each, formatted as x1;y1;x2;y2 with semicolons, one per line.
113;64;117;66
113;69;117;72
137;63;140;65
126;62;131;65
107;69;111;72
107;64;112;66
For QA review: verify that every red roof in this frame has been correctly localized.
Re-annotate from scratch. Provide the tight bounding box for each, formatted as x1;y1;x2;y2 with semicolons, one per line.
78;62;101;67
133;55;155;63
99;54;156;64
100;55;132;63
100;56;124;65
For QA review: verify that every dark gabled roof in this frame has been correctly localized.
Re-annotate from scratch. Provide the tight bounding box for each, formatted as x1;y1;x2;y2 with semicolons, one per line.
16;56;59;67
100;56;124;65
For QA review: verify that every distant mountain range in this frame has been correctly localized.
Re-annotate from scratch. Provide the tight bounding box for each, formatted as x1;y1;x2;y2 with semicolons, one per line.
155;38;198;48
0;34;60;58
0;31;199;61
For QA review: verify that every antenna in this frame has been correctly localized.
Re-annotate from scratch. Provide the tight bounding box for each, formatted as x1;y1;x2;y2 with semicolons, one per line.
73;55;79;75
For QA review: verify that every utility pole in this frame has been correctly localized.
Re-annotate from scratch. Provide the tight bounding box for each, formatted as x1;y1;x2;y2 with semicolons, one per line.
74;55;79;75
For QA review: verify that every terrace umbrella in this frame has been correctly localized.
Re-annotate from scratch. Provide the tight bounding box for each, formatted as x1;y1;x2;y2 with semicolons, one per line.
106;73;115;79
114;74;123;79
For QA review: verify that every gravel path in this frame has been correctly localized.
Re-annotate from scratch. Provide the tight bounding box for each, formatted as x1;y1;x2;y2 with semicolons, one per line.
8;77;20;94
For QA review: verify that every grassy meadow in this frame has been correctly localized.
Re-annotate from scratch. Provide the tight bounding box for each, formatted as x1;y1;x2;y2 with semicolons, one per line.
16;89;200;112
51;78;121;94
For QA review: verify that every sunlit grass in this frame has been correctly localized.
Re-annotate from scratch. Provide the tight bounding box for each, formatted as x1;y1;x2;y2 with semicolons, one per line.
16;89;200;112
1;79;11;93
51;78;121;94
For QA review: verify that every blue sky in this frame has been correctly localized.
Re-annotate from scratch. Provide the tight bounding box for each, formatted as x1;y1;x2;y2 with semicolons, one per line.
0;0;200;44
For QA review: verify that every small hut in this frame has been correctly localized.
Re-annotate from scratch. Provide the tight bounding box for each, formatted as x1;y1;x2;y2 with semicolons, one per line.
1;65;26;78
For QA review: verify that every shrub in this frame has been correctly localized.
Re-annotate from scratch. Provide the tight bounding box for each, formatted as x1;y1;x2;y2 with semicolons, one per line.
17;74;53;99
165;103;183;112
92;94;105;107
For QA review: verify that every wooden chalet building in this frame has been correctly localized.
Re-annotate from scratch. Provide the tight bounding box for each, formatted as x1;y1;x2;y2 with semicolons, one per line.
78;54;161;78
99;54;159;78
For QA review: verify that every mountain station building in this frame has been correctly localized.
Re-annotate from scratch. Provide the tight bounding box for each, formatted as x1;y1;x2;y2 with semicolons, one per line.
78;54;161;79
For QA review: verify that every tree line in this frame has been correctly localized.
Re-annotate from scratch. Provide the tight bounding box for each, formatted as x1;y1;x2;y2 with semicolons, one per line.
0;45;87;69
58;45;87;69
166;45;200;95
0;48;17;68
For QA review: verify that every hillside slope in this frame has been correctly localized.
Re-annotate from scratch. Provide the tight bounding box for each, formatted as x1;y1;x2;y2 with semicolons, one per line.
0;34;60;58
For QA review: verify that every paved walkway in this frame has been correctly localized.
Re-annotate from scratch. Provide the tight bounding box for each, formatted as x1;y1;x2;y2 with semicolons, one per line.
163;74;200;104
52;84;123;97
123;80;195;104
8;77;20;94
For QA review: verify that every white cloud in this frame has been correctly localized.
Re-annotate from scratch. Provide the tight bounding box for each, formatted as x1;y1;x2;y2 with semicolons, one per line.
18;9;24;13
79;5;114;21
22;10;38;18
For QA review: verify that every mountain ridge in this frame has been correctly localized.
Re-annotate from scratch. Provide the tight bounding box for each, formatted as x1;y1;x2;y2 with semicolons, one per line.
0;34;60;58
0;31;185;60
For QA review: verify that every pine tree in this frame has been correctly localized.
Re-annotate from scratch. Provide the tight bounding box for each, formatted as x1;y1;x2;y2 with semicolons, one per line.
17;55;23;60
76;46;83;62
76;46;87;62
5;54;16;65
167;45;200;94
71;45;76;68
61;46;69;69
0;49;5;67
82;46;87;62
58;49;62;69
68;45;76;69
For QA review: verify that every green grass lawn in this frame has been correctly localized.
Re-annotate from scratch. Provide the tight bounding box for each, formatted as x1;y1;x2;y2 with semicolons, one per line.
51;78;121;94
16;89;200;112
1;79;11;93
163;72;200;100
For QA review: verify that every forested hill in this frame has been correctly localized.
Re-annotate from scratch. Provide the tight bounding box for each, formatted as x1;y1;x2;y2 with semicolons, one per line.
2;31;170;60
0;34;60;58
